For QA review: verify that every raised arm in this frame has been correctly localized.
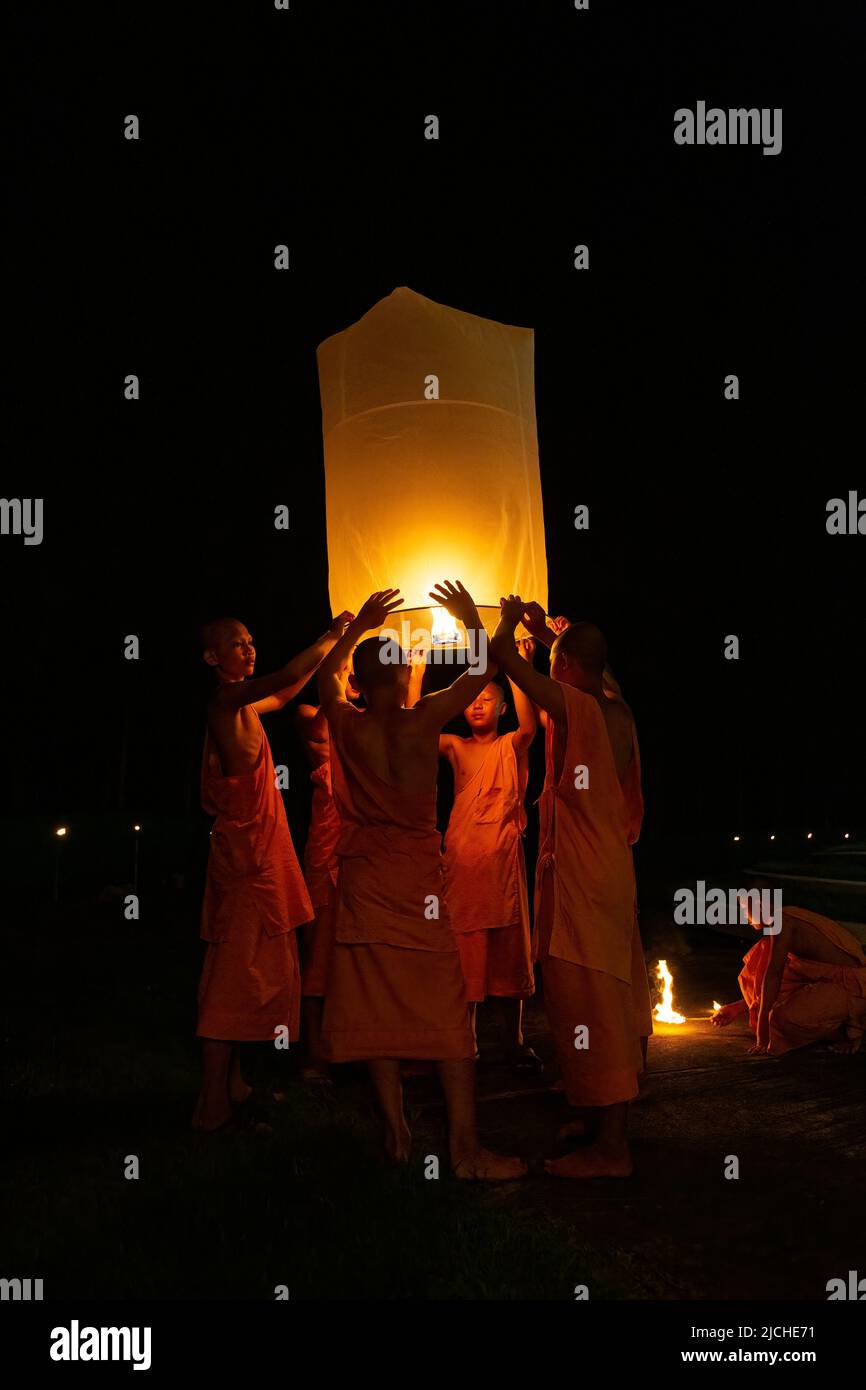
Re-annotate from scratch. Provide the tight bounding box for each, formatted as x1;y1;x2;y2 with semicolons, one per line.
522;603;571;650
317;590;403;711
509;637;538;750
404;648;427;709
216;612;354;713
414;581;500;729
490;596;566;725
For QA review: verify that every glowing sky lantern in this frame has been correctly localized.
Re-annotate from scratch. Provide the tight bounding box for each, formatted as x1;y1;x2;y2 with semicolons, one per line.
317;288;548;646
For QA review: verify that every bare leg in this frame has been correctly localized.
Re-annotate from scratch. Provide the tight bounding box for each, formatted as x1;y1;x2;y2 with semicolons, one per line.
497;997;543;1071
301;997;330;1080
500;997;524;1049
228;1044;252;1104
546;1100;632;1178
468;1002;479;1057
557;1107;593;1141
436;1059;527;1180
368;1059;411;1162
193;1038;233;1131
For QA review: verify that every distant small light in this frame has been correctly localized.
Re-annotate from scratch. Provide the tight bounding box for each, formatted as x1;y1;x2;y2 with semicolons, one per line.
55;826;68;838
806;832;813;840
769;834;775;841
733;835;740;843
133;824;141;832
844;833;850;840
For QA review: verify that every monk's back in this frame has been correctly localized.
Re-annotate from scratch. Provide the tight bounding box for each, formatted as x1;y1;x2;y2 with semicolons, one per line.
790;916;865;968
351;706;440;791
600;697;635;784
554;687;634;786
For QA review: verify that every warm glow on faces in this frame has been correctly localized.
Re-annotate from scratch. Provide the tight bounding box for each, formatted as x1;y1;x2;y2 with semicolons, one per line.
549;640;568;683
209;624;255;680
464;684;505;730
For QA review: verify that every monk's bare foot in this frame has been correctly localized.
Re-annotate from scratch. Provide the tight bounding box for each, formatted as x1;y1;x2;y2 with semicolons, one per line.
508;1045;544;1075
453;1148;528;1182
191;1097;233;1132
557;1116;589;1142
384;1123;412;1165
829;1038;861;1054
229;1078;253;1105
544;1145;632;1179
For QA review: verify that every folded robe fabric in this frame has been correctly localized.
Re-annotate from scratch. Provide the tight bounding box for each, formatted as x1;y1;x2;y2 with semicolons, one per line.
738;908;866;1055
535;684;637;981
443;731;533;999
534;683;643;1104
320;702;473;1062
197;711;312;1042
300;759;341;997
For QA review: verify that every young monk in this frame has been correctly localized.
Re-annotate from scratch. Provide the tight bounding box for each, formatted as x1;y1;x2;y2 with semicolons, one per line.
317;582;527;1180
293;665;359;1080
193;611;351;1131
521;604;653;1081
436;640;540;1071
712;904;866;1055
491;597;643;1178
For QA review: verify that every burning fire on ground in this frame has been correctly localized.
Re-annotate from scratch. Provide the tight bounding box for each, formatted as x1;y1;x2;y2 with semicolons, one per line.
653;958;686;1024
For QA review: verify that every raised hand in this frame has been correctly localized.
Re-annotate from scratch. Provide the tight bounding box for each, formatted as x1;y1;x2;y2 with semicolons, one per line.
517;636;536;662
521;601;549;640
498;594;525;628
356;589;403;630
328;610;355;636
547;615;571;636
429;579;480;631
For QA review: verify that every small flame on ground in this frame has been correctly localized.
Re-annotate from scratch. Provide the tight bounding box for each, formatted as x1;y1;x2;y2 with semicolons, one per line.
712;1000;723;1014
654;958;685;1024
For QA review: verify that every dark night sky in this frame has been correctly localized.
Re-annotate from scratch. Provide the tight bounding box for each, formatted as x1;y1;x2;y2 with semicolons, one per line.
4;3;862;843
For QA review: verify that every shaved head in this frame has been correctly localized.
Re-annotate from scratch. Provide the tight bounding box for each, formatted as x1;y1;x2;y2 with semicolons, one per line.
352;635;406;693
200;617;245;651
552;621;607;677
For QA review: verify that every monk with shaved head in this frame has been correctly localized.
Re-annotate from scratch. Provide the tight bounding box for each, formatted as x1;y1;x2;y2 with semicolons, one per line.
193;610;351;1131
317;583;527;1179
423;644;540;1071
492;599;645;1177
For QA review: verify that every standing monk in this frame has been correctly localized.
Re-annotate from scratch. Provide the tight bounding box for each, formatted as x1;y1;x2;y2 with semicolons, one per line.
521;605;653;1083
438;640;540;1071
293;664;358;1080
491;598;643;1177
194;613;350;1131
713;905;866;1055
318;582;527;1180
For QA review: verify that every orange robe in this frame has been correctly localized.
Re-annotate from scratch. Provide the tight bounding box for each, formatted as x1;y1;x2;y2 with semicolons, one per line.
197;710;313;1042
621;725;653;1041
738;908;866;1055
535;683;643;1106
320;703;473;1062
443;732;534;1002
300;759;340;998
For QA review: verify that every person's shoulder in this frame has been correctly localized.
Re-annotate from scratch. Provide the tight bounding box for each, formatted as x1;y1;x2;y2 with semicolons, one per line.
605;697;634;732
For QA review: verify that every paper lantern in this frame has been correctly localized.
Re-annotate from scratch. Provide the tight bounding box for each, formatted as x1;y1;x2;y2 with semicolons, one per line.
317;287;548;646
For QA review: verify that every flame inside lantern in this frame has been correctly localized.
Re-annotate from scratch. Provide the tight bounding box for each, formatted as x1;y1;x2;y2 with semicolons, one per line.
712;1000;723;1014
430;605;462;646
654;959;686;1024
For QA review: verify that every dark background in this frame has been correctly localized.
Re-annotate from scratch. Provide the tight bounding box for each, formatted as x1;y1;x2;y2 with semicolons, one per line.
3;2;860;888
